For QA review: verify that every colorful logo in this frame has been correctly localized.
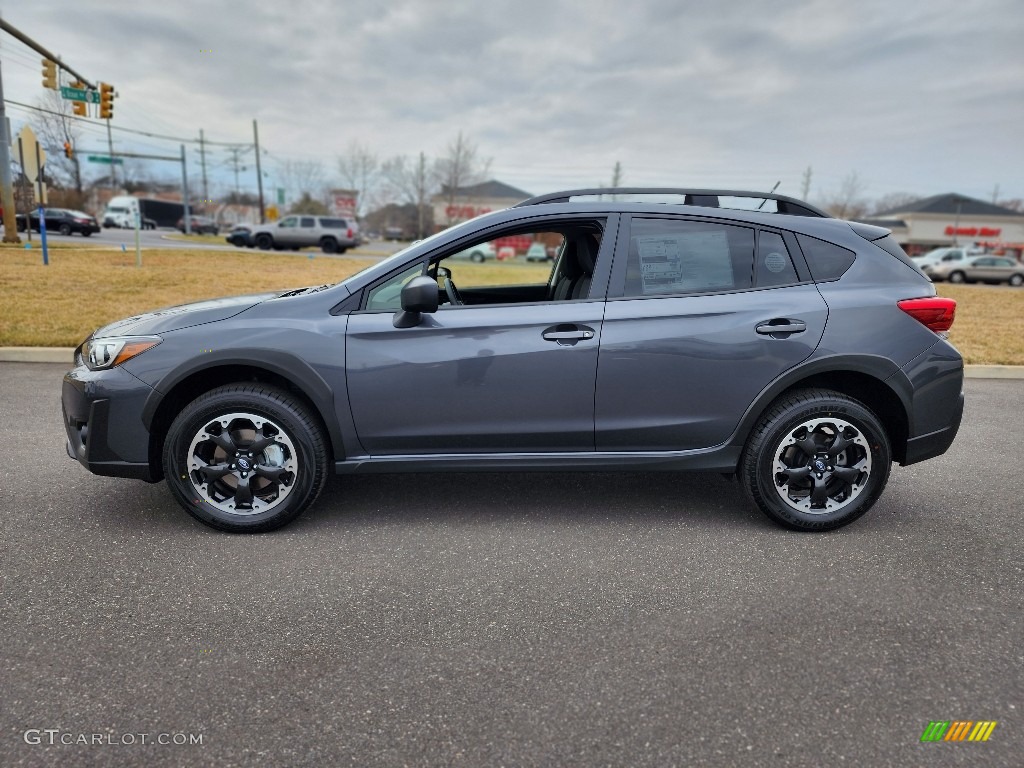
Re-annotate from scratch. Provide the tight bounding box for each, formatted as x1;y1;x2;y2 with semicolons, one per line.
920;721;997;742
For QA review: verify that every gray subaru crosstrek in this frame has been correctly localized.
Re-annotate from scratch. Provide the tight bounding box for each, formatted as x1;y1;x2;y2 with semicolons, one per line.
62;188;964;533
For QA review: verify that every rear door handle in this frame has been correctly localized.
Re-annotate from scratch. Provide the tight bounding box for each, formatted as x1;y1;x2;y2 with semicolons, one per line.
756;320;807;336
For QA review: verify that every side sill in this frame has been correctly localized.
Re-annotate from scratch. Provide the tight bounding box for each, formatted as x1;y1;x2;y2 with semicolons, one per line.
334;446;742;475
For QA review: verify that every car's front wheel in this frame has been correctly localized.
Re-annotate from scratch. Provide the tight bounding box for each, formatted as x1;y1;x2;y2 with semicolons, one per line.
740;389;891;531
948;271;966;284
1010;274;1024;287
255;234;273;250
162;384;329;532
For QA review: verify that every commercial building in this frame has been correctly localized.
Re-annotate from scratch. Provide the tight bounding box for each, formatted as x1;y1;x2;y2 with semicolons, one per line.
432;180;532;231
865;193;1024;259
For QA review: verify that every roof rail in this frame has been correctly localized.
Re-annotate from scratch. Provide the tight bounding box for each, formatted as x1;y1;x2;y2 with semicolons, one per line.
514;187;830;218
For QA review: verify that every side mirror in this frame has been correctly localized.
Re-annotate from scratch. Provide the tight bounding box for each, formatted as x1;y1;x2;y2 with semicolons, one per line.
393;275;439;328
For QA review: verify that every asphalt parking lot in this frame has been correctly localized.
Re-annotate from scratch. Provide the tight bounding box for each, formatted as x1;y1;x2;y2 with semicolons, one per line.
2;363;1021;767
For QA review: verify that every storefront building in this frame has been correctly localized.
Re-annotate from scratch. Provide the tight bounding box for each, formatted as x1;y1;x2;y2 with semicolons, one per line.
431;180;532;231
865;193;1024;260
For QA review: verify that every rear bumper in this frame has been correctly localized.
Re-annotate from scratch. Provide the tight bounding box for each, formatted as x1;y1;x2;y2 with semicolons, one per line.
895;337;965;466
62;364;159;482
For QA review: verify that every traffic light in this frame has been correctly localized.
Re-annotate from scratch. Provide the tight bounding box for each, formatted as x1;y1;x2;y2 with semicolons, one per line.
99;82;115;120
64;141;73;159
70;82;88;116
42;58;57;89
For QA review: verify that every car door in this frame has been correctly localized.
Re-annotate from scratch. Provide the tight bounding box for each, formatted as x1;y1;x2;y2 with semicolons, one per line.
345;218;614;455
275;216;299;246
595;216;829;451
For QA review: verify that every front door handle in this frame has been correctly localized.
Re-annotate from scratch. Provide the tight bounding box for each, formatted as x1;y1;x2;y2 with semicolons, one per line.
756;319;807;337
542;324;595;346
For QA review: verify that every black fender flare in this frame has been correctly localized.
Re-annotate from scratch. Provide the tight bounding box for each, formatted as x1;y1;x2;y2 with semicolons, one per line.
140;349;344;460
724;353;911;451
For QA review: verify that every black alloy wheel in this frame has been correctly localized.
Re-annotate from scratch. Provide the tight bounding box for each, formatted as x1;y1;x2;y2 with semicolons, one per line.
321;238;338;254
255;233;274;250
163;384;329;532
741;389;891;531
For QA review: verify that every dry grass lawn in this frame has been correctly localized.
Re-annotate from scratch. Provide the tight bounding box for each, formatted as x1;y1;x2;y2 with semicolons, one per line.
1;246;1021;364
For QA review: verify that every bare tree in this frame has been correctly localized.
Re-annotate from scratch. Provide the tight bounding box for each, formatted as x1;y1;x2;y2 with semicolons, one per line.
800;166;813;200
870;192;920;215
336;140;379;216
433;132;491;226
278;159;327;206
821;171;869;219
29;90;85;197
381;151;435;238
610;161;623;188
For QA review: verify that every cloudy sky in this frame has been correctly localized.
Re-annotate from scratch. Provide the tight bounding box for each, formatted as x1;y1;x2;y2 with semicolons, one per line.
2;0;1023;207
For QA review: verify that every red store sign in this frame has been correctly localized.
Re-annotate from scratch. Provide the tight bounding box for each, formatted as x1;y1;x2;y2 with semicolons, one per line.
944;225;1001;237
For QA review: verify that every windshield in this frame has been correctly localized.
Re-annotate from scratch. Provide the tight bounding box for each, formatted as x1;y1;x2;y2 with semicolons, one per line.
333;227;453;287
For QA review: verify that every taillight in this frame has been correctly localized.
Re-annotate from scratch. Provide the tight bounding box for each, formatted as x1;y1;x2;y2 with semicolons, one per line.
347;228;353;238
898;297;956;333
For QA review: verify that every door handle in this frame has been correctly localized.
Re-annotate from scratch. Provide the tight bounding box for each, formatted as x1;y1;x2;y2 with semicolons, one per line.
756;320;807;336
542;325;595;345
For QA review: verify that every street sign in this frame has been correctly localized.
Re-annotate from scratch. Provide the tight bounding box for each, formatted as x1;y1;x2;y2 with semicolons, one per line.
276;187;285;205
16;125;45;183
60;86;100;104
87;155;124;165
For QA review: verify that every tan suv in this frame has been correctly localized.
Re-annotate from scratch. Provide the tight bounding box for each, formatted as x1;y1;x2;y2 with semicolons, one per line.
928;255;1024;286
250;215;359;253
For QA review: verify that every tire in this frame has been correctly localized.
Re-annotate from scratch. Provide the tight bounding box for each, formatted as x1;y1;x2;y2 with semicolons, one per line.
1010;274;1024;287
59;223;72;236
162;384;329;533
255;233;274;250
82;230;92;237
320;238;338;254
740;388;891;532
470;252;485;263
949;271;966;284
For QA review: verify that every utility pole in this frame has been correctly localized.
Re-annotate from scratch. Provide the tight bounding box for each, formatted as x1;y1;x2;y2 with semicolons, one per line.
0;54;20;243
800;166;813;201
225;146;245;198
198;128;209;205
106;119;117;189
180;144;192;235
991;183;1000;205
253;120;265;223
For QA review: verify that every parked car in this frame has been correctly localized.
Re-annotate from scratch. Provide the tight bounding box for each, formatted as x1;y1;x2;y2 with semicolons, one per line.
16;208;100;236
525;242;553;262
450;241;496;262
176;216;219;235
913;246;983;275
248;215;359;253
225;224;253;248
927;255;1024;286
61;187;964;534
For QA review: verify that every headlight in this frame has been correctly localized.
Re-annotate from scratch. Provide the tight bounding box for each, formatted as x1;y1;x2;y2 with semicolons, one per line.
83;336;161;370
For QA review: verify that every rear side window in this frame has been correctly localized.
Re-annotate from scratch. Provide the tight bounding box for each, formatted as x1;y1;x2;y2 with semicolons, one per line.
796;234;856;281
755;231;799;287
321;218;348;229
624;218;755;297
874;234;923;273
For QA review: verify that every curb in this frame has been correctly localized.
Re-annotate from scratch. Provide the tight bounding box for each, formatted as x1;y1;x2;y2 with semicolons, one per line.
1;348;1022;378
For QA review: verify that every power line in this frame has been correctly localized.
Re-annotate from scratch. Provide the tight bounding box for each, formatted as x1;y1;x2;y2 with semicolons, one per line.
2;98;250;147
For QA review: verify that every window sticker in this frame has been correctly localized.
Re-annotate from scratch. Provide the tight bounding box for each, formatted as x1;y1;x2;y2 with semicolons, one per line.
636;231;734;294
764;251;788;273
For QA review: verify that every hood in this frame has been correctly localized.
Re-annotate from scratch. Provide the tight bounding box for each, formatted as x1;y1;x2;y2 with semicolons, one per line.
93;292;281;338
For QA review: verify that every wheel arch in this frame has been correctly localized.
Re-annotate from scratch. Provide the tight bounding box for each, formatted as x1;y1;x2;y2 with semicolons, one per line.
729;355;911;465
142;356;343;481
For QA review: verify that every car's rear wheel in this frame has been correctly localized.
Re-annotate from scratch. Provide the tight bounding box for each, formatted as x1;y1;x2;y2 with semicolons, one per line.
82;230;92;237
949;271;966;284
740;389;891;531
162;384;329;533
320;238;338;254
255;233;273;250
1010;274;1024;287
471;251;485;263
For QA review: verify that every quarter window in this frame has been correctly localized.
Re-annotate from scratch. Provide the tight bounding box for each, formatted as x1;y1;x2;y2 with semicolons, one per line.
623;218;755;297
755;231;799;288
796;234;856;281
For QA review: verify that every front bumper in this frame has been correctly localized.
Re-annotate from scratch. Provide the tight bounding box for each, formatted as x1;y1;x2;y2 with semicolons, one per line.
62;363;159;482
